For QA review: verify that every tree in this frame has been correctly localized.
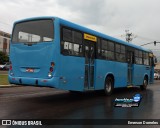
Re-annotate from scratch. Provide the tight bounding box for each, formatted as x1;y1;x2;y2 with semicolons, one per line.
0;51;9;64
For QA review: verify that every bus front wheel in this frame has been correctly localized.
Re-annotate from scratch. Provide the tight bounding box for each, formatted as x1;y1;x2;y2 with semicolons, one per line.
140;77;148;90
104;77;114;96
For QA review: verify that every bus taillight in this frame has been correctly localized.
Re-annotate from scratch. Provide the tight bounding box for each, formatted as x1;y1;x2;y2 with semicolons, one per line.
51;62;55;67
10;62;12;70
48;62;55;78
50;62;55;72
50;67;53;72
9;62;14;76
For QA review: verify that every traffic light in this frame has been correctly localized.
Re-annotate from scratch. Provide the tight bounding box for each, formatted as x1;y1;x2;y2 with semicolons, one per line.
154;41;156;46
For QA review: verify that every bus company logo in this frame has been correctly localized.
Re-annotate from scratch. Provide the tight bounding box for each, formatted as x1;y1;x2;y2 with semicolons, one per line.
1;120;42;126
114;94;142;107
2;120;11;125
133;94;141;102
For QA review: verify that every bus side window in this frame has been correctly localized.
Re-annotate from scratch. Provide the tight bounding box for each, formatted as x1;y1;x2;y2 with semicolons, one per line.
143;52;149;65
96;38;101;59
101;40;108;59
61;27;83;57
63;41;71;54
135;50;142;64
62;28;72;42
115;44;126;62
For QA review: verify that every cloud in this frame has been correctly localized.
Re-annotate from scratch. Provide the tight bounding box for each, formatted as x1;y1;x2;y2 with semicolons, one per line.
0;0;160;53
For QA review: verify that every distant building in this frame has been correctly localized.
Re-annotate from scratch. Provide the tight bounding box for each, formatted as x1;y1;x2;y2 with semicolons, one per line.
0;30;11;55
155;62;160;73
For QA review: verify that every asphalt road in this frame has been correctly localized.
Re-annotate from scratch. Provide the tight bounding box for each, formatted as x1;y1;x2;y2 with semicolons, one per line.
0;81;160;128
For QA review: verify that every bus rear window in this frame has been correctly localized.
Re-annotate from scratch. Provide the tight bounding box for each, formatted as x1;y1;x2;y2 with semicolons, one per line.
12;19;54;43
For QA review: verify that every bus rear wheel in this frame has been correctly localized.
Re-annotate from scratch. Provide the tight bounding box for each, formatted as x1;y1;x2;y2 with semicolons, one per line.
140;77;148;90
104;77;114;96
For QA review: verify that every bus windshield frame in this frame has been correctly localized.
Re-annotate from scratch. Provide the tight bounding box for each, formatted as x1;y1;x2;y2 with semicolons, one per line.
12;19;54;44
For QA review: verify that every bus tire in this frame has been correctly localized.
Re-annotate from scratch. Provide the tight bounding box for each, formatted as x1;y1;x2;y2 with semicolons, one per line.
104;77;114;96
140;76;148;90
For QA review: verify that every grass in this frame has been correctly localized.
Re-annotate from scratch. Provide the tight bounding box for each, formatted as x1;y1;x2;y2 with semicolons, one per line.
0;74;9;85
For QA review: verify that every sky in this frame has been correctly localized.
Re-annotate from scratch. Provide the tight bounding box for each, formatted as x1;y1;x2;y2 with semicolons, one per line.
0;0;160;56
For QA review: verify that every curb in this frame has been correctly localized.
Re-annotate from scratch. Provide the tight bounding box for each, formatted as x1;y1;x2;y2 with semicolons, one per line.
0;84;20;88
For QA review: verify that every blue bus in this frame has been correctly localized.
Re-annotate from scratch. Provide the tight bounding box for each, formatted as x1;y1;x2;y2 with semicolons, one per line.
9;17;155;95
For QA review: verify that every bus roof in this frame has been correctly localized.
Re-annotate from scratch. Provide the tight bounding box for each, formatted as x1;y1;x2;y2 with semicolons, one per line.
58;17;151;53
14;16;151;53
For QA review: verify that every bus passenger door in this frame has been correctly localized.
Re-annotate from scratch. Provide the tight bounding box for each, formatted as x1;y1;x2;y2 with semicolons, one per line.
84;41;95;90
127;51;134;85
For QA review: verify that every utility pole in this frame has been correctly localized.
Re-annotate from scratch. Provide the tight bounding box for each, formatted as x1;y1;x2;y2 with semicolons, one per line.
125;30;134;42
120;30;136;43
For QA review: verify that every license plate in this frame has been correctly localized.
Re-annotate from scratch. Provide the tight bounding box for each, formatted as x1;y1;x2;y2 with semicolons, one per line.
26;68;34;72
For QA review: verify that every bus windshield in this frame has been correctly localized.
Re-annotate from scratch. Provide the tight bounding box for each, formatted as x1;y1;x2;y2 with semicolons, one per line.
12;19;54;43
